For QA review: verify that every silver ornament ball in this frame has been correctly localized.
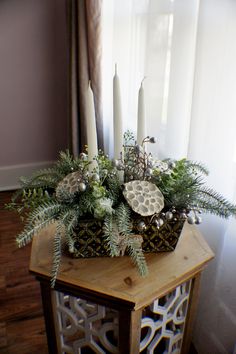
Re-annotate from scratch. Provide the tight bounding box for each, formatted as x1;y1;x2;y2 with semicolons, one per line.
78;182;86;192
137;221;146;232
92;173;100;181
187;215;196;224
195;215;202;224
165;211;173;220
113;159;119;167
159;218;164;227
152;218;160;228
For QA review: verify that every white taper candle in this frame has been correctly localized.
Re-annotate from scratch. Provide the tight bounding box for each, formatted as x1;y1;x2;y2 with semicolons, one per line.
113;64;123;159
86;82;98;171
137;78;146;145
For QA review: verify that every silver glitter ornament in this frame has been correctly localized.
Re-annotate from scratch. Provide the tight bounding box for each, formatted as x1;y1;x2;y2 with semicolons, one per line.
187;215;196;224
195;215;202;224
159;218;164;227
137;221;146;232
79;182;86;192
92;173;100;181
165;211;173;220
113;159;119;167
152;218;160;228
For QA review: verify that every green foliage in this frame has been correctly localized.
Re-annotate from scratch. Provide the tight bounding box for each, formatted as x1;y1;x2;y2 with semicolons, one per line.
115;203;132;235
198;186;236;218
7;146;236;286
126;242;148;277
16;200;62;247
103;214;120;257
103;203;147;276
104;175;122;207
51;224;63;288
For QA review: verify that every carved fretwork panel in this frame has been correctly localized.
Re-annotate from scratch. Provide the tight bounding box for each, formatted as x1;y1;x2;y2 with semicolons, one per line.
140;280;192;353
52;292;119;353
52;280;192;354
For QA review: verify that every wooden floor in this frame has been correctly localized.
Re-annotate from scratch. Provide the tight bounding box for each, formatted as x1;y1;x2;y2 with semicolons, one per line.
0;191;48;354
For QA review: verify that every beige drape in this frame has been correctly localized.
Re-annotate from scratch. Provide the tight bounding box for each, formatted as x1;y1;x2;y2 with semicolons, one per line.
68;0;103;156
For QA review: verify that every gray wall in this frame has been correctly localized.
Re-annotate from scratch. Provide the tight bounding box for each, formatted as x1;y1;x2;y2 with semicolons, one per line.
0;0;69;189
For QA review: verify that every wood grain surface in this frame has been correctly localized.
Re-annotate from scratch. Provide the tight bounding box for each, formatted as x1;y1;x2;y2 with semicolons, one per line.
30;222;214;311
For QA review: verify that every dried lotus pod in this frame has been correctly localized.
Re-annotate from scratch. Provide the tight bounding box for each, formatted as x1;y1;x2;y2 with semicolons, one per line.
56;171;82;198
123;180;164;216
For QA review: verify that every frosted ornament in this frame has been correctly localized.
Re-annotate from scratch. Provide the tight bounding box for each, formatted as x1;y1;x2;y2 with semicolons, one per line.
123;180;164;216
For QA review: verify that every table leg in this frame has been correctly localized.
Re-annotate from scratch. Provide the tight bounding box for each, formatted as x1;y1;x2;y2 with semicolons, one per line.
40;281;59;354
119;308;142;354
181;273;201;354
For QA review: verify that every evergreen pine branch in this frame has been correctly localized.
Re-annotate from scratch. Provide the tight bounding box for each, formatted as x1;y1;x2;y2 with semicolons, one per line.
198;187;236;218
115;203;132;235
51;223;63;288
126;241;148;277
77;190;95;215
56;150;84;176
59;208;79;252
16;201;62;247
185;160;209;176
105;175;121;206
19;169;63;189
103;214;119;256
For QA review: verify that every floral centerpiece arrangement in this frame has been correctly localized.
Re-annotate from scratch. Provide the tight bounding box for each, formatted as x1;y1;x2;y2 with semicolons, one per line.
7;132;236;286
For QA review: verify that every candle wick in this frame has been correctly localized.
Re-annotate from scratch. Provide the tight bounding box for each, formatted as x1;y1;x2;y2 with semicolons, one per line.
115;63;117;75
141;76;147;86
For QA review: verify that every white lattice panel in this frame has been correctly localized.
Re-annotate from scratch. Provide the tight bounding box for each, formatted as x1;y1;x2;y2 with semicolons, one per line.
52;292;119;353
140;280;192;353
52;280;192;354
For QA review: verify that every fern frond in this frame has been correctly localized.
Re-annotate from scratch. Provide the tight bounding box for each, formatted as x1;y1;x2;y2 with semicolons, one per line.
51;224;63;288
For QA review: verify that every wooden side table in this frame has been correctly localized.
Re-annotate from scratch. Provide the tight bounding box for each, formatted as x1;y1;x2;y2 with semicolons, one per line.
29;222;214;354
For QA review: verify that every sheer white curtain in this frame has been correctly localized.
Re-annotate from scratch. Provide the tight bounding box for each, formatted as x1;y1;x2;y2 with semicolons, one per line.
102;0;236;353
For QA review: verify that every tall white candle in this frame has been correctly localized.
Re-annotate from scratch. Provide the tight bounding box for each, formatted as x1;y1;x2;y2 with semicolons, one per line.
86;82;98;171
137;79;146;146
113;64;123;160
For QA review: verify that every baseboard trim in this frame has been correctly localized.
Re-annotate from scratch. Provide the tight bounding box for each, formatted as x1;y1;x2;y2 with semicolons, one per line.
0;161;54;191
